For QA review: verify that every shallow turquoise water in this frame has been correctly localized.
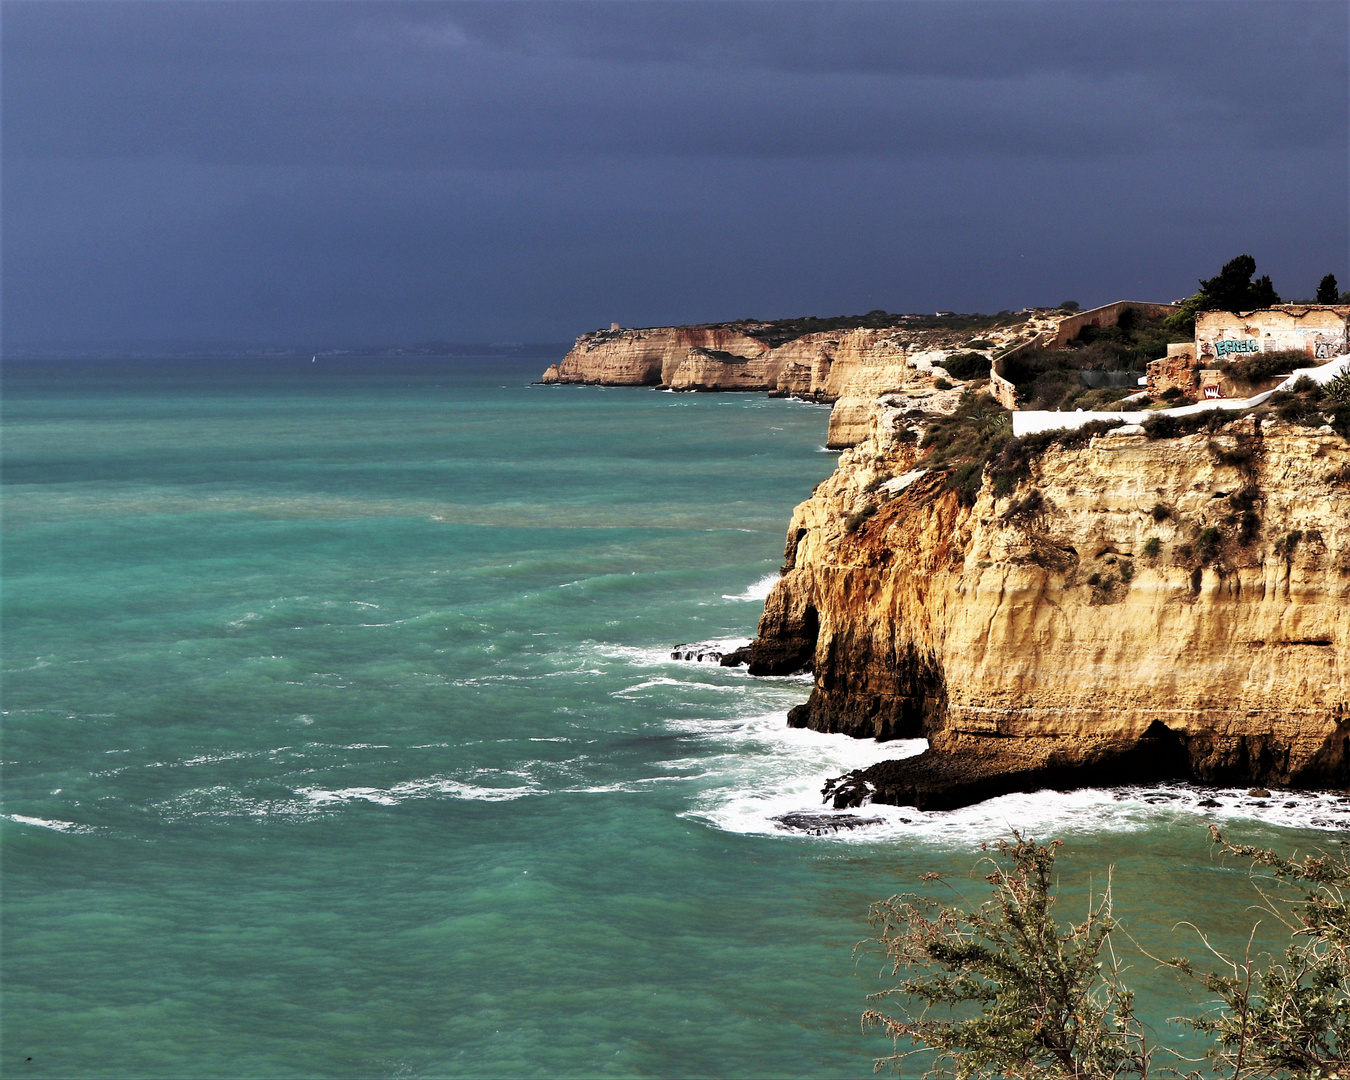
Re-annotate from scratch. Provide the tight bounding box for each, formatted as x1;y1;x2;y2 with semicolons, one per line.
3;359;1343;1078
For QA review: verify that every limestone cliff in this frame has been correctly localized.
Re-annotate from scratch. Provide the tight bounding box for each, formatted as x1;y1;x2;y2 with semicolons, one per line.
542;321;1030;430
542;325;769;387
748;404;1350;808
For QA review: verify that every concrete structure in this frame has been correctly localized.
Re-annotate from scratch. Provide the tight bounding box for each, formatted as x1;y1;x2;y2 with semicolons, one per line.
1143;306;1350;403
1196;305;1350;364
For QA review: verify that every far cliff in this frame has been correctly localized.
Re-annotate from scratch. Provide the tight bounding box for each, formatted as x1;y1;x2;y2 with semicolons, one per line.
541;311;1060;446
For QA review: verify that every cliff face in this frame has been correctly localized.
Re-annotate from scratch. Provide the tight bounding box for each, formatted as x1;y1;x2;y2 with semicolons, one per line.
542;326;769;387
542;323;1022;418
750;405;1350;808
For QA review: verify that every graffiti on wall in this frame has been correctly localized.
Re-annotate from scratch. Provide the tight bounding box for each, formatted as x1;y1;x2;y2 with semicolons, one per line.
1213;338;1261;358
1313;331;1347;359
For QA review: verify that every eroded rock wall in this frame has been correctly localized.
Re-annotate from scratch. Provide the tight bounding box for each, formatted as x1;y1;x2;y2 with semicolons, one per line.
544;323;1001;404
548;326;770;386
751;412;1350;806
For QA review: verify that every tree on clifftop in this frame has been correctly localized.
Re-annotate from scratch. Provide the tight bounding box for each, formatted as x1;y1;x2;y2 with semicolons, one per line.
1168;255;1282;333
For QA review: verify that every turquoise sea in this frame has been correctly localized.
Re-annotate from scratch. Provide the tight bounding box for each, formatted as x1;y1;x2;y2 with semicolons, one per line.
3;358;1345;1078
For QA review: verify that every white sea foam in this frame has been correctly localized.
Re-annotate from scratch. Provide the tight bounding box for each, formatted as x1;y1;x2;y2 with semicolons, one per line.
615;677;746;697
722;573;779;602
295;774;541;806
677;712;1350;843
583;641;691;667
3;813;92;833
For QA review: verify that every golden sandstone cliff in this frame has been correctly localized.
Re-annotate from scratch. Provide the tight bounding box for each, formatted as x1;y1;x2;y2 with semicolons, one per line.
540;318;1036;446
747;401;1350;808
544;311;1350;807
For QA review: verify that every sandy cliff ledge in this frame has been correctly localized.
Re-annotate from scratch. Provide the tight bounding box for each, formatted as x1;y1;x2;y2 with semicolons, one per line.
747;411;1350;808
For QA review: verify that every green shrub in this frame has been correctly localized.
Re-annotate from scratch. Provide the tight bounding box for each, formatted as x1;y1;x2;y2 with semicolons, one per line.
965;338;994;349
940;352;990;380
919;392;1015;506
1143;410;1229;440
1322;371;1350;405
1238;511;1260;546
863;830;1350;1080
863;835;1148;1079
945;461;985;506
841;504;877;535
1224;350;1307;385
1197;526;1222;562
1119;561;1134;582
1275;530;1303;559
1142;536;1161;557
999;488;1044;524
932;378;953;390
1142;413;1181;439
1208;440;1258;474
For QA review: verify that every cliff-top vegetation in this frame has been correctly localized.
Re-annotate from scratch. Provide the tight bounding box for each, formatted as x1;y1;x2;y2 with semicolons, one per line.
917;390;1131;505
708;309;1033;348
1141;377;1350;441
1000;307;1191;411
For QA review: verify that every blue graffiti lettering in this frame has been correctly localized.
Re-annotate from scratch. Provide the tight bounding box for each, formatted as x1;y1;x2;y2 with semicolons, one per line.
1214;338;1260;358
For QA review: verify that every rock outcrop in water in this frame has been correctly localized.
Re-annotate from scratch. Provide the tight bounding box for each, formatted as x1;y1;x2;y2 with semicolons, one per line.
745;395;1350;809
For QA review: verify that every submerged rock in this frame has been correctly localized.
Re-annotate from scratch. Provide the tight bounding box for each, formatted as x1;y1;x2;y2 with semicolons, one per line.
670;643;727;663
773;811;885;835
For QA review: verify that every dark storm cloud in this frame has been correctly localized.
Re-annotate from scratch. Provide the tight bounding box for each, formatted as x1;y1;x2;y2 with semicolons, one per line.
4;1;1347;350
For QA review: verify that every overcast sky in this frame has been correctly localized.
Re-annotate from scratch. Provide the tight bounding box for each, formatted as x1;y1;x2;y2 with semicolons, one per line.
4;1;1347;350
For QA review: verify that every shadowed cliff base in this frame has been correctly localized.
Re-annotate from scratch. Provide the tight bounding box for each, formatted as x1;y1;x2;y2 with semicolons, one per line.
818;721;1350;813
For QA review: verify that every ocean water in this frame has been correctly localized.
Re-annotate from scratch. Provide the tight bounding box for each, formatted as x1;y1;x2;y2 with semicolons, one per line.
3;358;1345;1078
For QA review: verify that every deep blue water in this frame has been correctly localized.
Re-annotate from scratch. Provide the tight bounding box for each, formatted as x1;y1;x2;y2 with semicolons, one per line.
2;358;1341;1077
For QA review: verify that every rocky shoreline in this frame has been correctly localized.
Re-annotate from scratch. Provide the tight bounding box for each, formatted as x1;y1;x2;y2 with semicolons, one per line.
552;319;1350;812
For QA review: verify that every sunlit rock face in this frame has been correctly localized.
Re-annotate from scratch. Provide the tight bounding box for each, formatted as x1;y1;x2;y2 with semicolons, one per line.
750;412;1350;809
544;323;1013;417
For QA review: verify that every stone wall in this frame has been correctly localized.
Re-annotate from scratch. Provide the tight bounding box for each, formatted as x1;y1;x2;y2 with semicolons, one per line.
1049;301;1178;349
989;360;1018;409
1147;345;1198;399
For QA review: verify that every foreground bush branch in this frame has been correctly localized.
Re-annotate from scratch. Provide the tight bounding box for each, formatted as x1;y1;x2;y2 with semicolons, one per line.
862;832;1149;1078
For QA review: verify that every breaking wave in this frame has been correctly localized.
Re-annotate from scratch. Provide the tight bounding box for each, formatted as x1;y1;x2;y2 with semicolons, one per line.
675;711;1350;843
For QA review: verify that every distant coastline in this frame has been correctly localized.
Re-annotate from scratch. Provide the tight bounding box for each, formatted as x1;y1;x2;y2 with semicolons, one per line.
1;341;572;362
